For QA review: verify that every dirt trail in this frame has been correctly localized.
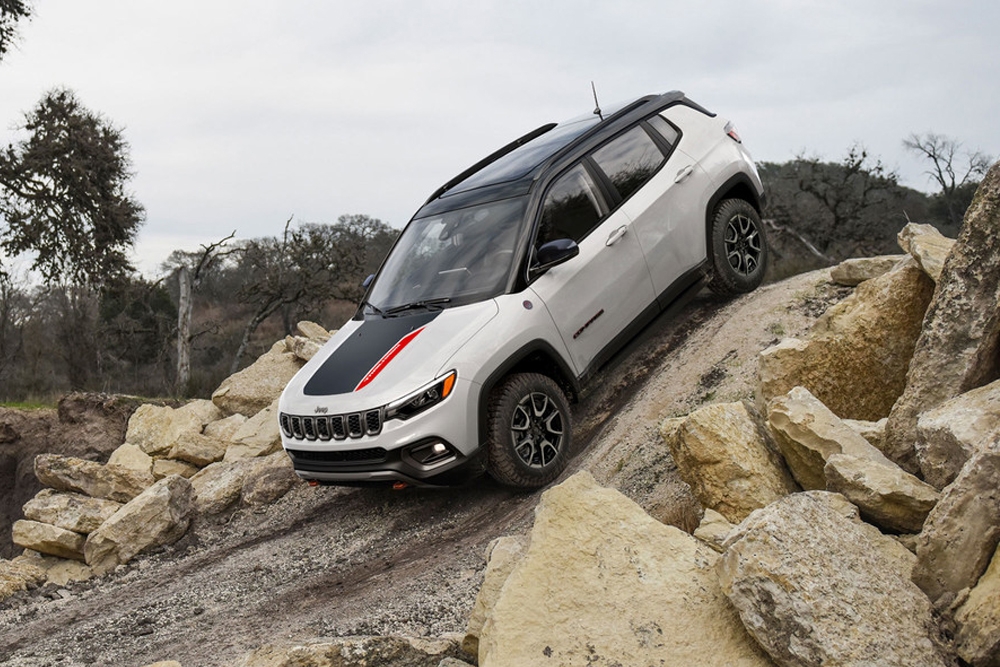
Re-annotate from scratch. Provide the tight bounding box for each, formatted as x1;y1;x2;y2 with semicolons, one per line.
0;270;845;667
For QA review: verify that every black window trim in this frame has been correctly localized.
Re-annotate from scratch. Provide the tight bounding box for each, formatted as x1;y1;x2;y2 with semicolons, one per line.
579;111;684;218
520;102;690;287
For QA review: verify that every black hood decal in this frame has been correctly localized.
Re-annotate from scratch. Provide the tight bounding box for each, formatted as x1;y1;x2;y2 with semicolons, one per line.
304;312;440;396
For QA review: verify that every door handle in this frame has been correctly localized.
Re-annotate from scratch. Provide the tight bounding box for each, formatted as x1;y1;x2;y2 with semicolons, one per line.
674;165;694;183
606;225;628;246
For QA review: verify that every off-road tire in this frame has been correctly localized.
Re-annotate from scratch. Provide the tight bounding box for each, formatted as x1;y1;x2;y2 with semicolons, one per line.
486;373;572;489
706;198;768;296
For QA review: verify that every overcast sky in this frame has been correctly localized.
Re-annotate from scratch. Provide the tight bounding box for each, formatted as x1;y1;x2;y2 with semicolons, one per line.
1;0;997;276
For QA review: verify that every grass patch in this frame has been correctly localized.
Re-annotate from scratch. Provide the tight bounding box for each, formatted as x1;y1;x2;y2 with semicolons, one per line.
0;400;57;410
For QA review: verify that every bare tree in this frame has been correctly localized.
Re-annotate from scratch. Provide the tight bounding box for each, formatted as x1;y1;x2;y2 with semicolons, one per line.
794;144;901;253
903;132;992;228
230;215;396;373
174;232;235;395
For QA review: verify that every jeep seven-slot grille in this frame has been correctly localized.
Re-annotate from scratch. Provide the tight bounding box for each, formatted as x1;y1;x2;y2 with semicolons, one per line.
280;410;383;441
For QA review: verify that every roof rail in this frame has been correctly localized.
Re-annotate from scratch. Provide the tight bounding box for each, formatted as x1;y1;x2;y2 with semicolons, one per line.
426;123;557;203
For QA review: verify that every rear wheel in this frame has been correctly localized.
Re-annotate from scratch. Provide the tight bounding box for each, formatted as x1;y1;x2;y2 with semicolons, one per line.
707;198;767;296
486;373;571;489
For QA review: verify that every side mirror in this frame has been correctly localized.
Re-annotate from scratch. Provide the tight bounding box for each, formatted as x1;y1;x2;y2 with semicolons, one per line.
362;274;375;289
530;239;579;277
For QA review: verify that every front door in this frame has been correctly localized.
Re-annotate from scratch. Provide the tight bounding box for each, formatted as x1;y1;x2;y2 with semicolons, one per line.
529;162;655;377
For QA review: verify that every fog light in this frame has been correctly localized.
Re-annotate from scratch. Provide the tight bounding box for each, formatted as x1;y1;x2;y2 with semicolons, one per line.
406;440;457;468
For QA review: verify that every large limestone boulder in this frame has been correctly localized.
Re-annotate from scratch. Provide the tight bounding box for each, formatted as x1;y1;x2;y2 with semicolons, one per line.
897;222;956;282
758;258;934;424
885;164;1000;471
478;472;772;667
829;255;904;285
123;403;175;455
225;399;282;461
0;557;46;601
283;322;334;363
954;543;1000;667
191;462;244;515
718;491;954;666
107;443;154;477
191;460;254;514
152;458;199;480
693;508;736;553
767;386;894;490
14;549;92;586
824;453;939;534
212;340;303;417
285;335;323;362
912;441;1000;605
84;475;194;576
660;402;798;523
12;520;86;561
191;453;296;513
462;535;528;658
237;636;465;667
34;453;151;503
916;379;1000;489
21;489;122;534
168;432;229;467
126;400;223;457
294;320;332;343
240;452;298;506
842;417;888;453
203;413;248;442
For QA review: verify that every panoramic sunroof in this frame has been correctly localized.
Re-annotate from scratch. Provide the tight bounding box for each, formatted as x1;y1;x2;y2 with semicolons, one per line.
442;116;599;197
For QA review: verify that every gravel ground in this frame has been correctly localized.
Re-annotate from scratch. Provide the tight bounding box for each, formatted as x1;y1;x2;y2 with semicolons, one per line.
0;269;849;667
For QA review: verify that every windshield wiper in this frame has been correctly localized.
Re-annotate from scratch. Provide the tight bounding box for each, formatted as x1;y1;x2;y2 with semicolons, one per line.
383;298;452;316
360;299;387;317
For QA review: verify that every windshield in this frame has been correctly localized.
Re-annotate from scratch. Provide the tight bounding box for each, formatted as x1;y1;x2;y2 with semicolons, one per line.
367;197;528;313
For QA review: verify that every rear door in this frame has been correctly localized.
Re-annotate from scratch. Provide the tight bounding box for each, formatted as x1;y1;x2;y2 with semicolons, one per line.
529;161;655;378
607;113;714;302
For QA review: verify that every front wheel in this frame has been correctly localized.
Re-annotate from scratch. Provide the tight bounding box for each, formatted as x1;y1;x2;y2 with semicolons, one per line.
486;373;572;489
706;198;768;296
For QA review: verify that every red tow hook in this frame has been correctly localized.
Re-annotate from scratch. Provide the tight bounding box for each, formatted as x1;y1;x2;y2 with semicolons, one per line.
308;480;320;487
392;481;409;491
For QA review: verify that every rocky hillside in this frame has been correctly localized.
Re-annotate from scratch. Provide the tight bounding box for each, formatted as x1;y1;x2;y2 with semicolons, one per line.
1;164;999;666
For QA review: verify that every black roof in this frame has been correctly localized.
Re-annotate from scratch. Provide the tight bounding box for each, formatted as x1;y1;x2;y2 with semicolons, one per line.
414;90;693;219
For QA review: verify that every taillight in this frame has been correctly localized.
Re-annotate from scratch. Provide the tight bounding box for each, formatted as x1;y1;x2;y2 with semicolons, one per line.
725;121;742;143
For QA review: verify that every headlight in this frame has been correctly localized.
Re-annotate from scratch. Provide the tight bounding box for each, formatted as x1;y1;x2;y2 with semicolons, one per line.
384;371;457;421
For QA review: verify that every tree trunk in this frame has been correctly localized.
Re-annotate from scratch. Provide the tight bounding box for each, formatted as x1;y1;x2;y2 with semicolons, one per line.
764;219;833;264
230;307;275;376
176;266;192;396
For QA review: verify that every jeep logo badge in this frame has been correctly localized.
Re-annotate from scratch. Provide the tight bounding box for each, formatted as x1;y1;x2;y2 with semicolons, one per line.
314;406;329;414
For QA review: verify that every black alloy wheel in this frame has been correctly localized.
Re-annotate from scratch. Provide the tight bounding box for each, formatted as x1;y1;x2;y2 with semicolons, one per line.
707;198;768;296
486;373;572;488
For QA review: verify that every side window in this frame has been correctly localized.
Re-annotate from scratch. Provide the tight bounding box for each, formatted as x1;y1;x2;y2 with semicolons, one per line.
591;125;665;201
537;163;604;246
647;114;680;147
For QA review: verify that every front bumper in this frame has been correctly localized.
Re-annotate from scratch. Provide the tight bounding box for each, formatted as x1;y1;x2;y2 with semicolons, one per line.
285;441;487;487
279;375;485;487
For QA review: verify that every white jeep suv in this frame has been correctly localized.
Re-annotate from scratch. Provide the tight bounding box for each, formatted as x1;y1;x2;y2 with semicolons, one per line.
278;90;767;488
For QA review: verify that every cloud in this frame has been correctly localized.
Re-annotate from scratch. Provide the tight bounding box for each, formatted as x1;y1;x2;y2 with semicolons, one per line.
1;0;998;277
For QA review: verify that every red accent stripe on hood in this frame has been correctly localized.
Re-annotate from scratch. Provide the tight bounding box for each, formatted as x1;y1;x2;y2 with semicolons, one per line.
353;326;426;392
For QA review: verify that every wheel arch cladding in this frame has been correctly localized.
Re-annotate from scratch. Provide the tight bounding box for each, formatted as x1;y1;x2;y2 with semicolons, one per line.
476;341;578;446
